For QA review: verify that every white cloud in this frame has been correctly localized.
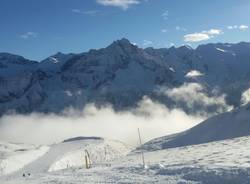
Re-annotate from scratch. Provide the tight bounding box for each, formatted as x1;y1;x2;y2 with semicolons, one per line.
143;40;153;46
162;10;168;20
175;26;187;32
72;9;99;16
72;9;82;13
161;29;168;33
161;83;233;116
227;25;238;30
202;29;223;35
241;88;250;105
0;84;233;146
184;33;210;42
0;98;204;146
227;25;248;31
96;0;140;10
20;32;37;39
184;29;222;42
239;25;249;30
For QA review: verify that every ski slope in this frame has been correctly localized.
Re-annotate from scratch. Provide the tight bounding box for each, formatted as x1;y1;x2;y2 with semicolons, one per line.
1;135;250;183
138;103;250;151
0;137;131;178
0;142;49;176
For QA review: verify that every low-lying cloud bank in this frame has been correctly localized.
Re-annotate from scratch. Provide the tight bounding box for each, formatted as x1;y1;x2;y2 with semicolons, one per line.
0;97;204;146
0;82;239;146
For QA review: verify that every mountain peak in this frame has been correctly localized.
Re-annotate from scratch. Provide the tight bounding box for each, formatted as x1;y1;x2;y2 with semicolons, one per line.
105;38;138;56
115;38;131;45
108;38;135;49
178;45;193;50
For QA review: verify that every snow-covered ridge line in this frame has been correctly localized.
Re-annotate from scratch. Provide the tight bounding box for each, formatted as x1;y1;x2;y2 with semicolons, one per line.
1;39;250;116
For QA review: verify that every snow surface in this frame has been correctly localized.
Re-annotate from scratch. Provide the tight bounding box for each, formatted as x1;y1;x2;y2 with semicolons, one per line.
0;137;131;178
185;70;203;78
1;135;250;183
0;142;49;175
48;138;131;172
216;48;227;53
138;103;250;151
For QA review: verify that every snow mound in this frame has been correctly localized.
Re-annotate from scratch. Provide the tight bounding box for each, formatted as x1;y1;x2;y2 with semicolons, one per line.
6;137;131;175
49;139;131;172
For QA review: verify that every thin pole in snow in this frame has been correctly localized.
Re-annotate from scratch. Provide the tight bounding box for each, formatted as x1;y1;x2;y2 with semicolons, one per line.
104;147;107;161
138;128;145;168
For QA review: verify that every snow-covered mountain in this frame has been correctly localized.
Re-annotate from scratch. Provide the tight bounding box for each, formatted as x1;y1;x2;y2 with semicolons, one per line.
138;103;250;151
1;39;250;115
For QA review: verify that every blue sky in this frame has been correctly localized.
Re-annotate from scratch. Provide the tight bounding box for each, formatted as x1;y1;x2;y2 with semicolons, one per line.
0;0;250;61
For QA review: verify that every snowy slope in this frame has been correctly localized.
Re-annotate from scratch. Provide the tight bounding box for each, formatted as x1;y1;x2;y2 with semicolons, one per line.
0;137;131;177
138;103;250;151
0;142;49;176
38;52;75;74
1;135;250;183
49;138;130;172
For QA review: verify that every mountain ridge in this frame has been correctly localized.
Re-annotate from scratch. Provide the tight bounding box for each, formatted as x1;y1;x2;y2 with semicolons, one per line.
1;38;250;115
